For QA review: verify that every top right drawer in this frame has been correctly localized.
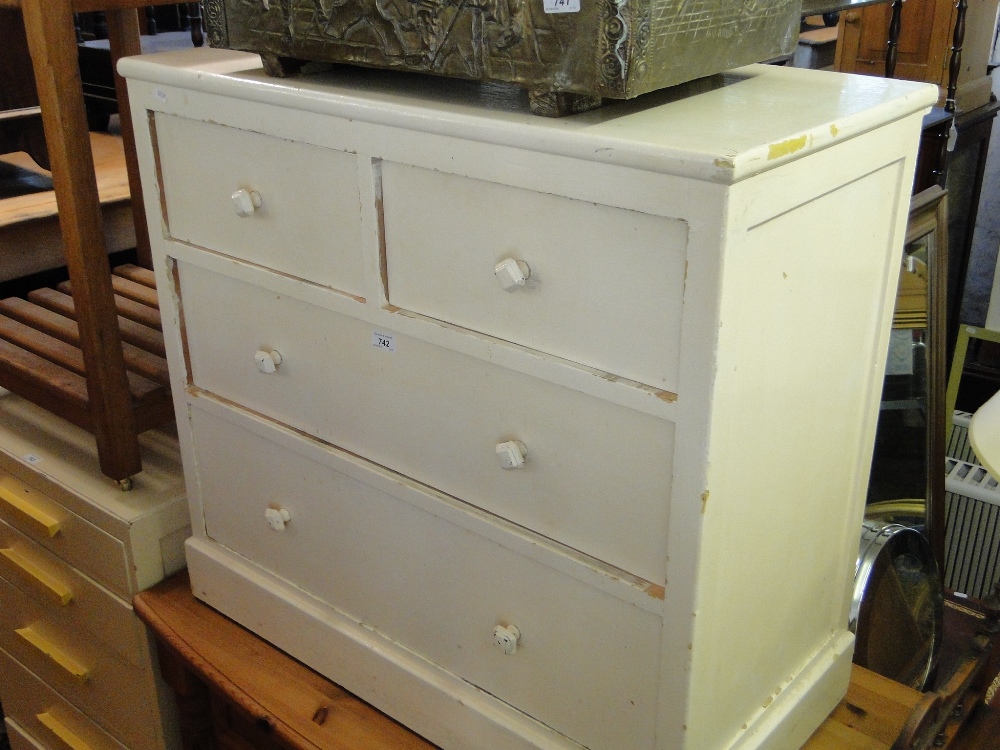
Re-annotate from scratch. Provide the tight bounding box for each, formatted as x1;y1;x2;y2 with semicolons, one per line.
381;163;688;392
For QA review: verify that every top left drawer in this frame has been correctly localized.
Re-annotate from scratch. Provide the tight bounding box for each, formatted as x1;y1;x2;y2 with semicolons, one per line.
153;114;367;297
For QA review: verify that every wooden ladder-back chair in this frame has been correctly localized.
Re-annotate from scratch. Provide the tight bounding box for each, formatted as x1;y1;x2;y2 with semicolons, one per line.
0;0;180;488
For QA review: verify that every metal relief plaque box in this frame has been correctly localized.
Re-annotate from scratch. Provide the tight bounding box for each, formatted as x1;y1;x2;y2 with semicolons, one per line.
203;0;802;115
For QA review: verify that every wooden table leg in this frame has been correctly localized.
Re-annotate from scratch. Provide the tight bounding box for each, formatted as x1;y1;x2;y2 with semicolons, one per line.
20;0;141;483
155;642;216;750
106;7;153;270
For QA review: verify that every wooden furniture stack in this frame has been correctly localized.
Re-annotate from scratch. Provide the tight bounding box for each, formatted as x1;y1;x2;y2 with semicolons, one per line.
124;48;937;750
0;388;189;750
0;134;136;284
835;0;998;113
131;571;1000;750
0;0;182;488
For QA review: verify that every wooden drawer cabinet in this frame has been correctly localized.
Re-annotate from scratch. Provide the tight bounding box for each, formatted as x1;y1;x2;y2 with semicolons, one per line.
0;520;148;666
0;390;189;750
124;49;938;750
0;474;130;598
835;0;999;112
0;651;127;750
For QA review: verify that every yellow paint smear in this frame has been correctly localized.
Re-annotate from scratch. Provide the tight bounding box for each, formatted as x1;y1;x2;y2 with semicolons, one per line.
701;491;710;514
656;390;678;403
646;583;666;600
768;135;808;160
830;124;839;137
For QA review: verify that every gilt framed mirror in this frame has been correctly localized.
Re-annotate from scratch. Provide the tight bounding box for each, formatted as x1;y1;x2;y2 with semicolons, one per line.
854;185;948;689
865;184;948;570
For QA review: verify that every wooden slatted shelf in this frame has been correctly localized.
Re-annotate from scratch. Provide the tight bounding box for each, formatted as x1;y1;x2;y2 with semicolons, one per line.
0;0;185;486
0;264;173;449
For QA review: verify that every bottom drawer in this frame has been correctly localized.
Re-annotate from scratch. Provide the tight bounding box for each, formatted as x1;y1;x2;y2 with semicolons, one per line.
0;649;126;750
189;398;664;750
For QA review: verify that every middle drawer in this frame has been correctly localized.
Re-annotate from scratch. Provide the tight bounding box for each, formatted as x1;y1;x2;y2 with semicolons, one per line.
178;261;674;582
0;516;149;668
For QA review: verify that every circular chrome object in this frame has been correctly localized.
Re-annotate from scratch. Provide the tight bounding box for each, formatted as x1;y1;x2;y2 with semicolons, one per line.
850;520;943;690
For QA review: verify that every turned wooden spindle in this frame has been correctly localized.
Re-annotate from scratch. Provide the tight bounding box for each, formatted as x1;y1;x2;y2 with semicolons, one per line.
885;0;904;78
945;0;968;113
188;2;204;47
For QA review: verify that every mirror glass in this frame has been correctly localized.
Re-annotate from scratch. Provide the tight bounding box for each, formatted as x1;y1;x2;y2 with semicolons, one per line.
852;186;948;690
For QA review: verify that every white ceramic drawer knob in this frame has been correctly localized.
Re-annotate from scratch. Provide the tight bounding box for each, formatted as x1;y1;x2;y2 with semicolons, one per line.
494;258;530;292
265;507;291;531
493;624;521;655
254;349;283;374
496;440;527;469
232;188;263;217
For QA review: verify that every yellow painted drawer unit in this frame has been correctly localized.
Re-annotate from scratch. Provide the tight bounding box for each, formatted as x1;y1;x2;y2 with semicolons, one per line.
124;48;939;750
0;391;189;750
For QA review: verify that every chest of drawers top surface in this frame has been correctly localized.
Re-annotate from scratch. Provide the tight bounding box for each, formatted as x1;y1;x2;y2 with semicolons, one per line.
120;48;936;183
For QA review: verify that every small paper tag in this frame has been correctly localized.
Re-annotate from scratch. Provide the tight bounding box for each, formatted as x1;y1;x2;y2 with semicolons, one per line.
544;0;580;13
23;454;42;465
372;331;396;352
885;329;914;376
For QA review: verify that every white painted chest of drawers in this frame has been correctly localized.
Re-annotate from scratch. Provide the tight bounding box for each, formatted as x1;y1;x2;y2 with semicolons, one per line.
0;390;188;750
122;49;937;750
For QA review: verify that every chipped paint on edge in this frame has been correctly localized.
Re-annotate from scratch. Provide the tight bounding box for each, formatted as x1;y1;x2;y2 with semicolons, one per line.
767;135;808;160
645;583;666;600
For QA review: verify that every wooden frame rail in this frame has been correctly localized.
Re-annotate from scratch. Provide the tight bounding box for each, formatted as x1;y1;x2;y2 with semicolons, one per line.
0;0;178;486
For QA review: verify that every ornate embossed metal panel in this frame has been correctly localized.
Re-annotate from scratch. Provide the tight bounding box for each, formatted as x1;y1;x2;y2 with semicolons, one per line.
204;0;801;114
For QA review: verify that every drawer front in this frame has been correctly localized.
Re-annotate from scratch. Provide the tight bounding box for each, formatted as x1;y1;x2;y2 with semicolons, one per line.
0;579;162;750
180;263;673;581
0;517;149;667
1;651;127;750
381;162;688;391
154;113;367;296
190;404;662;750
6;719;47;750
0;472;130;598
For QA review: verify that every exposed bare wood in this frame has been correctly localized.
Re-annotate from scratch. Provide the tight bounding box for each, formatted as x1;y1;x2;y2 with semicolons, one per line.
111;274;160;309
133;391;175;431
105;7;152;269
57;282;162;331
0;338;89;428
135;573;440;750
113;263;157;289
22;289;165;355
19;0;140;481
0;106;41;121
0;298;169;385
0;132;130;228
0;313;85;374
